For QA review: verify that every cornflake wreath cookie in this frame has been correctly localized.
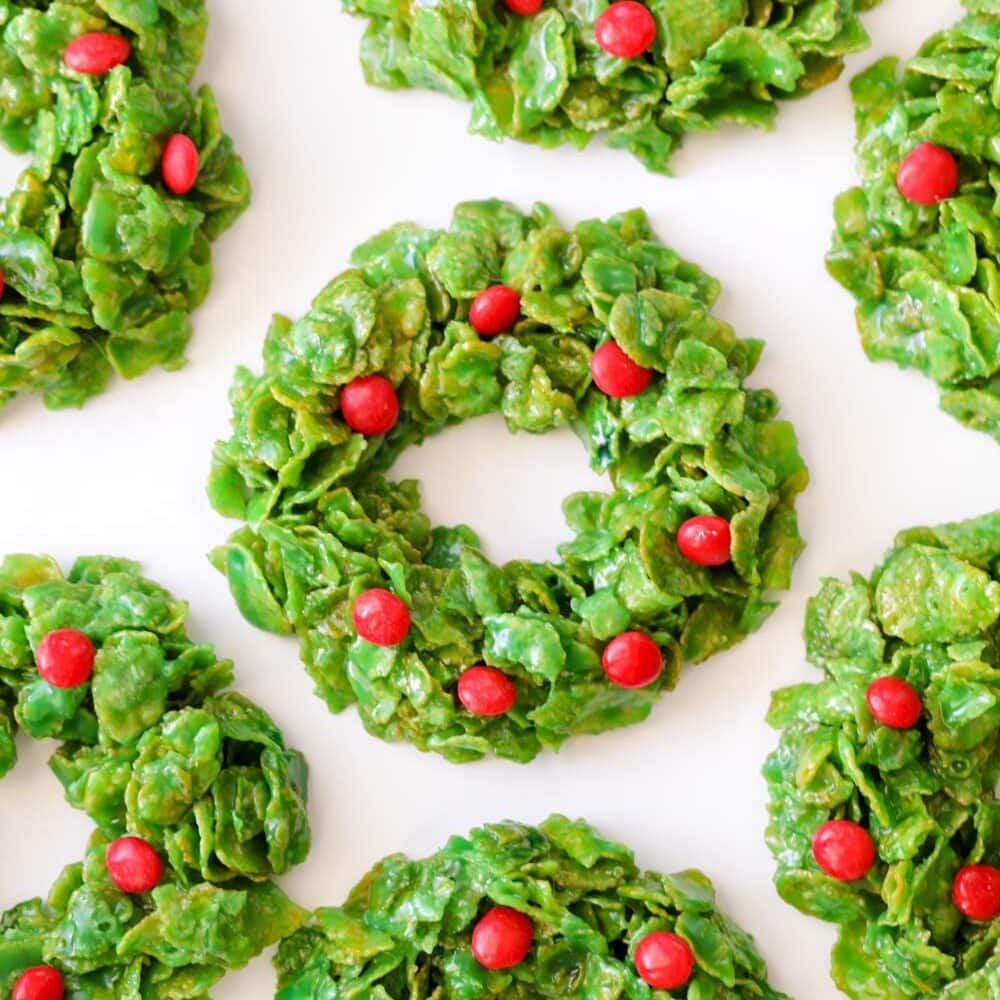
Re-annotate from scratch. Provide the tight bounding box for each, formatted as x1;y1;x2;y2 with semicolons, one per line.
208;200;808;763
274;814;790;998
342;0;881;174
0;555;310;998
828;0;1000;444
764;510;1000;998
0;1;249;413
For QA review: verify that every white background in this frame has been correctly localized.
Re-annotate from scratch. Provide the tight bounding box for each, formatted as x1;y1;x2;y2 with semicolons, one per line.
1;1;998;996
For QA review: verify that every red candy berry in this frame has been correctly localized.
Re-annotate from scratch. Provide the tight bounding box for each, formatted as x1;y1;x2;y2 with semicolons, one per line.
12;966;64;1000
105;836;162;893
866;676;922;729
812;820;875;881
457;666;517;716
953;865;1000;921
471;906;533;970
340;374;399;436
469;285;521;337
590;341;653;397
64;33;130;74
676;515;731;567
602;631;662;689
634;931;696;990
161;134;199;195
353;588;410;646
595;2;656;59
897;142;959;205
35;629;95;688
504;0;543;12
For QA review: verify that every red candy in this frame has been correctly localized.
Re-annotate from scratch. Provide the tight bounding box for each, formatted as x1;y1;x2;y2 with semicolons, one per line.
812;820;875;881
866;676;922;729
457;666;517;716
161;134;199;195
953;864;1000;921
594;2;656;59
634;931;695;990
469;285;521;337
12;966;64;1000
602;631;662;688
676;515;731;566
352;588;410;646
340;374;399;436
590;341;653;397
105;836;162;893
35;629;95;688
471;906;533;969
504;0;543;12
897;142;959;205
64;33;130;74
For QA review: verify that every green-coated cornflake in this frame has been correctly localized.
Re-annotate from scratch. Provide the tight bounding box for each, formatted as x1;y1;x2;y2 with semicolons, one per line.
0;554;311;996
274;814;790;999
0;830;308;998
828;0;1000;444
341;0;882;174
0;1;250;414
208;200;808;763
763;510;1000;998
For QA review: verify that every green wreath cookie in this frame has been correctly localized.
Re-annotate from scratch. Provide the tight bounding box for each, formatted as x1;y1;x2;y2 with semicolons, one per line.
763;510;1000;998
0;1;249;413
208;200;808;763
275;813;789;998
342;0;880;174
828;0;1000;444
0;554;310;998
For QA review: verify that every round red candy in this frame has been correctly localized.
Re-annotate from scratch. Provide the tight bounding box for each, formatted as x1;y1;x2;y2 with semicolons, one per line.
161;134;199;195
953;864;1000;921
35;628;95;688
812;820;875;881
590;341;653;397
340;374;399;436
595;2;656;59
469;285;520;337
471;906;533;969
457;666;517;716
352;588;410;646
866;676;922;729
602;631;662;688
105;836;162;893
12;966;64;1000
897;142;958;205
634;931;695;990
64;32;130;74
676;515;731;566
504;0;543;12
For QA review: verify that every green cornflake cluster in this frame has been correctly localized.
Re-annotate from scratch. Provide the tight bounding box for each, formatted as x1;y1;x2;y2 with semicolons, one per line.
0;1;250;413
341;0;881;174
828;0;1000;444
0;554;310;996
764;511;1000;998
208;200;808;763
274;814;790;999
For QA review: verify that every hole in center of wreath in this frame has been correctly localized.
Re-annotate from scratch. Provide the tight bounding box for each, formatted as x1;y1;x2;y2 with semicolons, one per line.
391;413;606;565
0;734;92;909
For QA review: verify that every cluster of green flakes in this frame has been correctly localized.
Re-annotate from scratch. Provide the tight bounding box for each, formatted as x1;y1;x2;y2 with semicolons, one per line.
0;1;249;412
275;814;789;999
828;0;1000;444
342;0;881;174
0;555;310;996
764;511;1000;997
208;200;808;764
